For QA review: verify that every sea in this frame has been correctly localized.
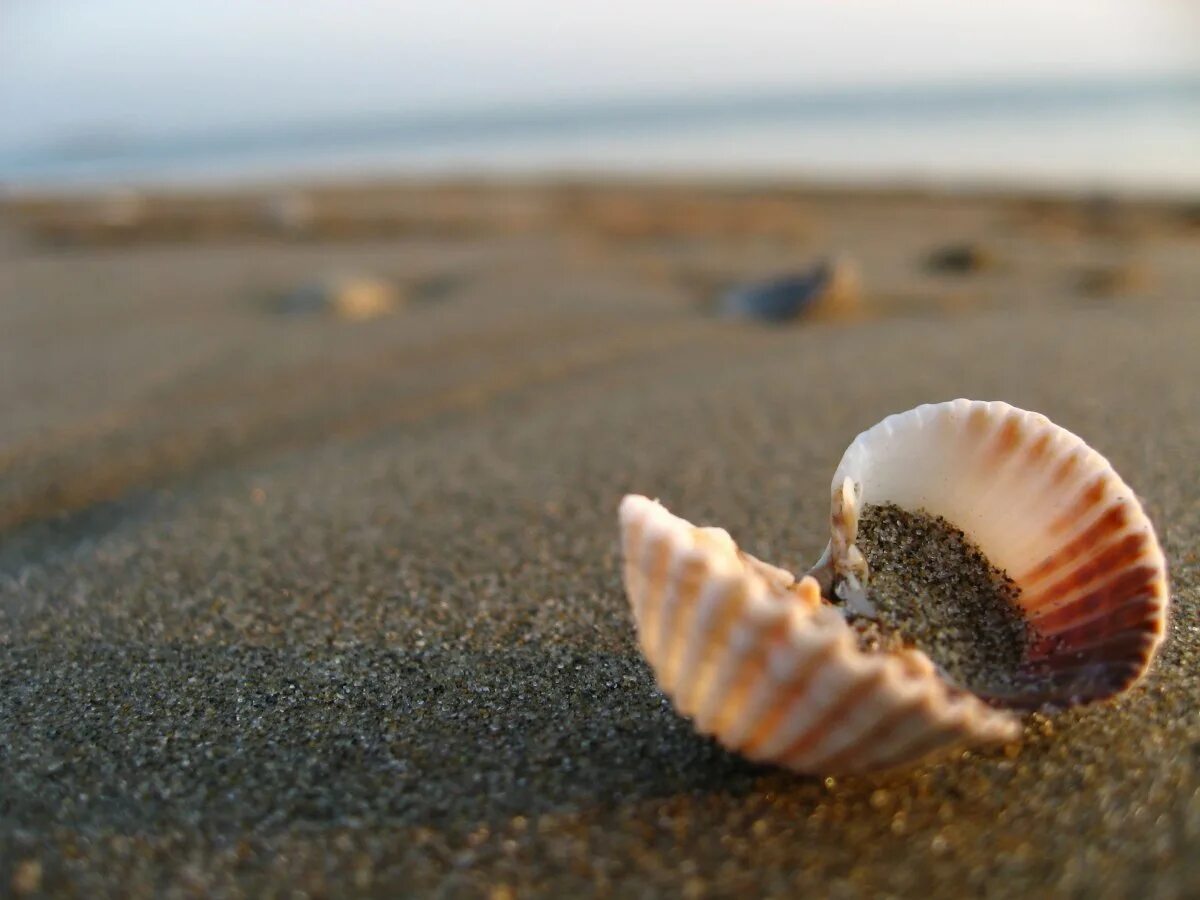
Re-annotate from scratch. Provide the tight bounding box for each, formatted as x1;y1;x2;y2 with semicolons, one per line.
3;75;1199;195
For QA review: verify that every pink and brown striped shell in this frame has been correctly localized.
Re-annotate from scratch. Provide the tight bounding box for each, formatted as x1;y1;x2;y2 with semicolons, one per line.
618;399;1168;774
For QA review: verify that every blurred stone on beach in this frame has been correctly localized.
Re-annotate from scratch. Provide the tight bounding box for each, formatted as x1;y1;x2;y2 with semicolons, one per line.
1076;260;1154;298
1177;201;1200;233
276;274;404;320
925;241;999;274
720;256;861;323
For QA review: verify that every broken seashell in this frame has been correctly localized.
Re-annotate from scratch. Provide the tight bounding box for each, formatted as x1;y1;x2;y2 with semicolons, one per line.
620;495;1021;774
619;399;1168;773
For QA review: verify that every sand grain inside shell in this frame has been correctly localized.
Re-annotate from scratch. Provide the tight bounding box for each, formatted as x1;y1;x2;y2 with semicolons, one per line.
854;503;1030;693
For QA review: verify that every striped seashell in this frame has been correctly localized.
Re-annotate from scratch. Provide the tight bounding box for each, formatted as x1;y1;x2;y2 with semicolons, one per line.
618;399;1168;774
817;399;1168;707
620;495;1021;775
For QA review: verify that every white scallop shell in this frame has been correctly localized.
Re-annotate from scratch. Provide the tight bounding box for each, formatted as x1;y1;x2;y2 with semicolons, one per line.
618;399;1168;774
813;399;1168;706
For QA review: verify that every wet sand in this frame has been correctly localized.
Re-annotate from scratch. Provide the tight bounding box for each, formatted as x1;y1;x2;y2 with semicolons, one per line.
1;181;1198;897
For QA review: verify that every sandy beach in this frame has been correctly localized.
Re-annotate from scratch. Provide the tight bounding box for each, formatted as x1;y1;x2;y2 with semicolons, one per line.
2;180;1198;897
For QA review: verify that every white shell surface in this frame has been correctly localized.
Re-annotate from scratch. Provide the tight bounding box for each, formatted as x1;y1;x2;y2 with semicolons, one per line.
824;399;1169;704
619;494;1020;775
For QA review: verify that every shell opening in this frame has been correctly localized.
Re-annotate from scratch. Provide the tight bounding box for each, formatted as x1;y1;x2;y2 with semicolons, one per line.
813;399;1168;708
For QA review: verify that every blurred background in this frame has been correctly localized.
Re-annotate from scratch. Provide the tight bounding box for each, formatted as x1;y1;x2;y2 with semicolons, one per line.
2;0;1199;532
3;0;1200;189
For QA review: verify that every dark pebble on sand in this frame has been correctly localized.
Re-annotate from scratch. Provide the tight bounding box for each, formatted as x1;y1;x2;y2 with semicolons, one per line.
924;242;997;274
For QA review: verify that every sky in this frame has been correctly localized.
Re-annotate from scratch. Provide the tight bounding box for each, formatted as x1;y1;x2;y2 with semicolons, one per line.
2;0;1198;153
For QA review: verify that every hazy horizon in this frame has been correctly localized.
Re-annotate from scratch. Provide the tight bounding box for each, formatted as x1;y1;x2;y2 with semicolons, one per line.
3;0;1198;154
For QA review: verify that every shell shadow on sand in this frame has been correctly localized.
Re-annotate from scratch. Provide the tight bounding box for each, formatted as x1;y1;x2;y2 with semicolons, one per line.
0;643;771;834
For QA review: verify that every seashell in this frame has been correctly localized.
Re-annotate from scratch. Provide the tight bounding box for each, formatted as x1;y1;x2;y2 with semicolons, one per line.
618;399;1168;774
814;399;1169;707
